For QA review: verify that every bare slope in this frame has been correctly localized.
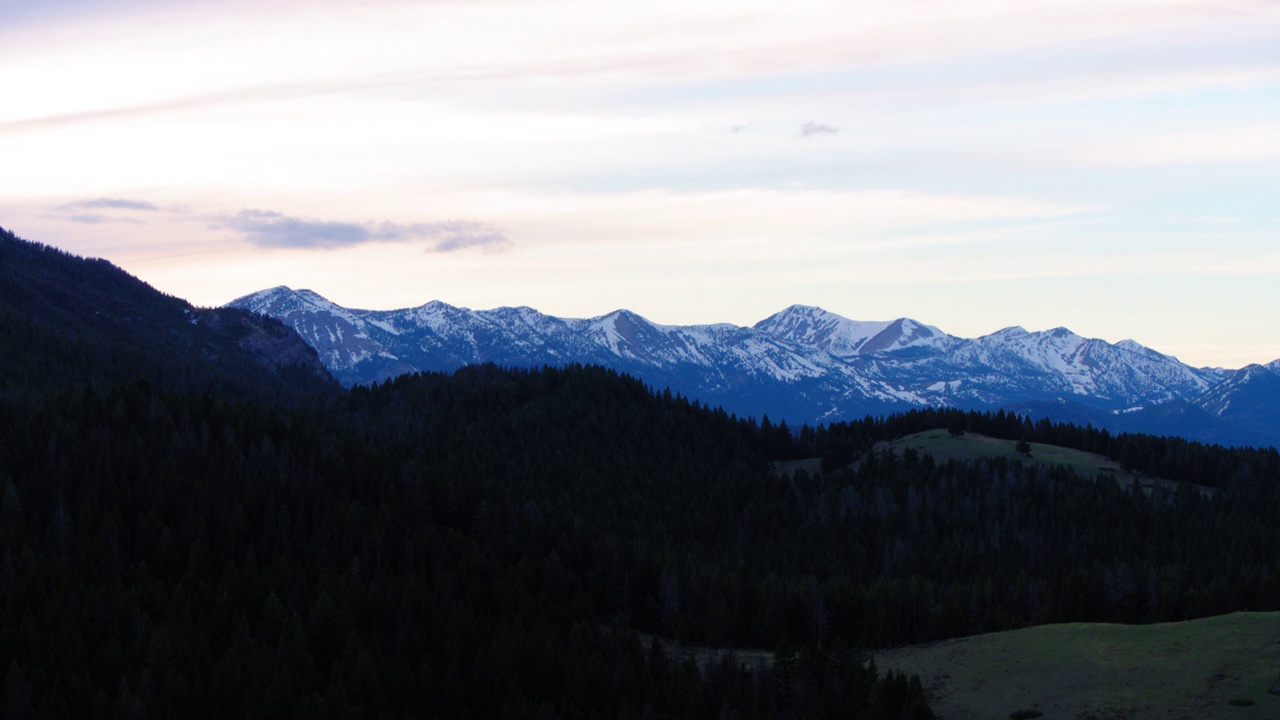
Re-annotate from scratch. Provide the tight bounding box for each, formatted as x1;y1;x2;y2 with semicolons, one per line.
876;612;1280;720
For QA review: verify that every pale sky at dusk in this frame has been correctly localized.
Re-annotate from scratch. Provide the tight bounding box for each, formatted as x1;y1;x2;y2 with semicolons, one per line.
2;0;1278;369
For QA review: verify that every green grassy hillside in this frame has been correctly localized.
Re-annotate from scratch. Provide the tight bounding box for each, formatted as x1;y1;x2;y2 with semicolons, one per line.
880;429;1124;474
873;429;1212;495
775;430;1132;482
876;612;1280;720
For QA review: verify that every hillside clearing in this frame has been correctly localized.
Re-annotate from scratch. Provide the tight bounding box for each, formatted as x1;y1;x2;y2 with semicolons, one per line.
875;612;1280;720
876;430;1210;495
776;429;1181;490
879;430;1126;476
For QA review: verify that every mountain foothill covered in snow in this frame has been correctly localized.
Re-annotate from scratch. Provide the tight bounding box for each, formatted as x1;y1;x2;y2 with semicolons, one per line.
229;285;1280;449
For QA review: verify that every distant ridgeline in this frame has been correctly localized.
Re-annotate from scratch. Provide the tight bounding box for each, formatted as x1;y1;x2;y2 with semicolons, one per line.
3;226;1280;718
229;285;1280;449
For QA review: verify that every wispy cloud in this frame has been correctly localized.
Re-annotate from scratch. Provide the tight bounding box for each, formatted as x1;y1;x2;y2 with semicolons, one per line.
62;197;160;212
216;209;512;253
422;221;512;252
797;121;838;138
0;81;338;136
49;197;161;224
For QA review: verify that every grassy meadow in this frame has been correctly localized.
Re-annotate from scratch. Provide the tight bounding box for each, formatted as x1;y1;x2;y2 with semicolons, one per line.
773;430;1137;484
875;612;1280;720
877;429;1125;477
873;430;1212;495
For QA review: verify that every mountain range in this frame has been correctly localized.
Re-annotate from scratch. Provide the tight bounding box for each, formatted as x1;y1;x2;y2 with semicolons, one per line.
228;286;1280;448
2;219;1272;449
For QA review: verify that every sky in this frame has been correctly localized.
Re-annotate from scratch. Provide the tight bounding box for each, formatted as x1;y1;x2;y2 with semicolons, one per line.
2;0;1278;369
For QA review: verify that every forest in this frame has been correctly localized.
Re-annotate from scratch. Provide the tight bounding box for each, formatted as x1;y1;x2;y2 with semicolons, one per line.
3;363;1280;718
3;229;1280;718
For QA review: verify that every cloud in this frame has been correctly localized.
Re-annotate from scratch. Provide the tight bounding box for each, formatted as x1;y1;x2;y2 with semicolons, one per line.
417;221;512;253
49;197;160;223
797;121;838;138
218;209;512;252
62;197;160;211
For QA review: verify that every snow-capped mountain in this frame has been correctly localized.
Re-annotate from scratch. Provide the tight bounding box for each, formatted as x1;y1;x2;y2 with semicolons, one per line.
750;306;1224;413
753;305;952;358
231;287;924;420
228;287;1274;445
968;325;1218;405
1191;362;1280;448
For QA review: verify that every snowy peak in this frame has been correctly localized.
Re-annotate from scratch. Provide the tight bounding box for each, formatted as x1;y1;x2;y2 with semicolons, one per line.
973;324;1215;402
232;286;362;326
231;285;303;313
981;325;1086;361
596;308;655;332
859;317;950;354
1195;363;1280;420
1215;363;1280;389
587;309;668;359
753;305;944;357
230;286;408;377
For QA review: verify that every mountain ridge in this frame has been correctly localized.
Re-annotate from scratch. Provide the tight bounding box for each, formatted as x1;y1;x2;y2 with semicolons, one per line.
227;286;1278;447
0;229;333;401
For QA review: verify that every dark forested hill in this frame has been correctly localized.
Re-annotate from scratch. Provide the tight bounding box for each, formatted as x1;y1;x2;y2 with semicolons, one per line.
0;364;937;719
0;226;333;402
4;360;1280;717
